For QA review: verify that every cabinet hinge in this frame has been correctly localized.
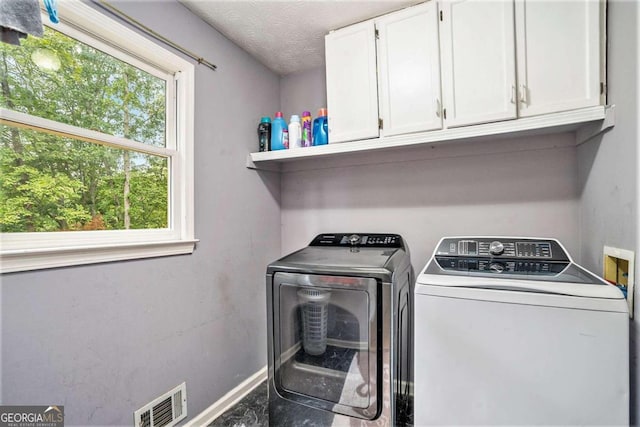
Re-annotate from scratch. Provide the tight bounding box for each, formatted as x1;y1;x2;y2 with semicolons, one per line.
375;29;379;39
443;108;447;120
440;10;443;21
600;82;606;95
378;118;383;129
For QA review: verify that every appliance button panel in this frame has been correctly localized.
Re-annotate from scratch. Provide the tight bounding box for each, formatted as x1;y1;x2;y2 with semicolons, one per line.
436;238;567;261
310;233;403;248
435;256;569;275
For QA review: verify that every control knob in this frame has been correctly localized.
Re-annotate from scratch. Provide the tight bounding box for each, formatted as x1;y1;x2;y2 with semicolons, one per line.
348;234;361;246
489;241;505;256
489;262;505;273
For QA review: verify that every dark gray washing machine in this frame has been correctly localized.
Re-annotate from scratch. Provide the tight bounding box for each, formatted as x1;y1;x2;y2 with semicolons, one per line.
266;233;413;426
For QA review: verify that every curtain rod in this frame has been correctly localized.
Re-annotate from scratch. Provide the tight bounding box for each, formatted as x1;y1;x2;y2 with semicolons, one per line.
92;0;217;72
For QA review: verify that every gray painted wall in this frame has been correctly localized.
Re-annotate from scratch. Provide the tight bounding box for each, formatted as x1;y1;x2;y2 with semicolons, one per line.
1;1;281;425
279;66;327;121
279;134;581;275
577;0;639;422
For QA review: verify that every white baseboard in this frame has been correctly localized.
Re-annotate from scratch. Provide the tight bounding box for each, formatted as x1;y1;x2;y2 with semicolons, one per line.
185;366;267;427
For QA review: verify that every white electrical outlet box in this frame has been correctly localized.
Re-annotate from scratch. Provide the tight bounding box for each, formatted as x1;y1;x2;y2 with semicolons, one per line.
603;246;635;319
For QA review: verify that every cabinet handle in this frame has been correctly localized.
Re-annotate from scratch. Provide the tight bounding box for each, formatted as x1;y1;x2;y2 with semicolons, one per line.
510;85;516;104
519;84;528;105
436;99;441;117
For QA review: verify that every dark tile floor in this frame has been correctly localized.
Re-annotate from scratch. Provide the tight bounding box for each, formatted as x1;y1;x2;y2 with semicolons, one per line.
207;379;413;427
208;381;268;427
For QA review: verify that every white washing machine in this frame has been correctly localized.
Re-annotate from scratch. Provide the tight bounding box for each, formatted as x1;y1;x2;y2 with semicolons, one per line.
414;236;629;425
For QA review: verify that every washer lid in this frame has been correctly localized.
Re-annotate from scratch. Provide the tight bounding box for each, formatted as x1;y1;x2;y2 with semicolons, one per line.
272;246;402;269
419;259;624;299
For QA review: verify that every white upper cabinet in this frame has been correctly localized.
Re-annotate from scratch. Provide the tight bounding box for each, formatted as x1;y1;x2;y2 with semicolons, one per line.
439;0;517;128
515;0;602;117
376;2;443;136
325;20;379;144
317;0;606;153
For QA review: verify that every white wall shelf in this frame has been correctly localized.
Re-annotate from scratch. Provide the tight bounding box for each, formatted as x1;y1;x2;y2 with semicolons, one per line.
246;105;614;171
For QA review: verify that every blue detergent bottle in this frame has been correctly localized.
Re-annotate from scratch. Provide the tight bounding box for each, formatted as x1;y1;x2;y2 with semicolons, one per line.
271;111;288;150
312;108;328;146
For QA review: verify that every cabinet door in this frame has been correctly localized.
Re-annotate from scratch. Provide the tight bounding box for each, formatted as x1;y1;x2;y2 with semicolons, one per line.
376;2;442;136
325;20;379;143
439;0;517;128
515;0;602;117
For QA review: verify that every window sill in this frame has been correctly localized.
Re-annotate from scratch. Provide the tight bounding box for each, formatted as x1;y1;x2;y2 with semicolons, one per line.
1;239;198;273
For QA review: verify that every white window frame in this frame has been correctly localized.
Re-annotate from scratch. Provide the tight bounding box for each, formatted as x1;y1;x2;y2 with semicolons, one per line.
0;1;196;273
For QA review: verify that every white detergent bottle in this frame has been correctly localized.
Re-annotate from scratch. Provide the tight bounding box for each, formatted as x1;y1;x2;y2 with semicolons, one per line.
288;115;302;149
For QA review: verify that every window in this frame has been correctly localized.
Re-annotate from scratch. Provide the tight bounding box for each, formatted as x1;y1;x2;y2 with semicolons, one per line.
0;2;195;272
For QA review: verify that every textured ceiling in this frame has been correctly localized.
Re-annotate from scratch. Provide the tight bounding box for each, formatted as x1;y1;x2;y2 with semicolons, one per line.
180;0;418;76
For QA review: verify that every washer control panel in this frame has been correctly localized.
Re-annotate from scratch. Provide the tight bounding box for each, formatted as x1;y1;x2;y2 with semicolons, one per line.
436;237;568;260
435;257;568;275
434;237;570;274
310;233;403;248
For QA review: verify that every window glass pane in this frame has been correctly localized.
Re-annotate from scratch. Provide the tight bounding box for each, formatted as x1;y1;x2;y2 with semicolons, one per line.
0;26;166;147
0;126;168;232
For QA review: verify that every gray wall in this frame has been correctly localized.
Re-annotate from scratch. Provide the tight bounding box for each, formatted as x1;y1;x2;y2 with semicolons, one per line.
279;66;327;121
1;1;281;425
279;134;581;274
577;0;639;421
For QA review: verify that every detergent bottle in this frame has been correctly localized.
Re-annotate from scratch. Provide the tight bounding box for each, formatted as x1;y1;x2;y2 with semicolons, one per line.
312;108;328;146
301;111;312;147
289;115;302;149
271;111;288;150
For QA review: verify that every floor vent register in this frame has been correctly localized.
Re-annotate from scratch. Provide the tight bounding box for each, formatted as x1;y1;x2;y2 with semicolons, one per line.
134;382;187;427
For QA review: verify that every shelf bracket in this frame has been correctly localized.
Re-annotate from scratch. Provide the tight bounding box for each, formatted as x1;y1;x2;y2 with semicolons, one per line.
575;104;615;145
246;154;282;172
